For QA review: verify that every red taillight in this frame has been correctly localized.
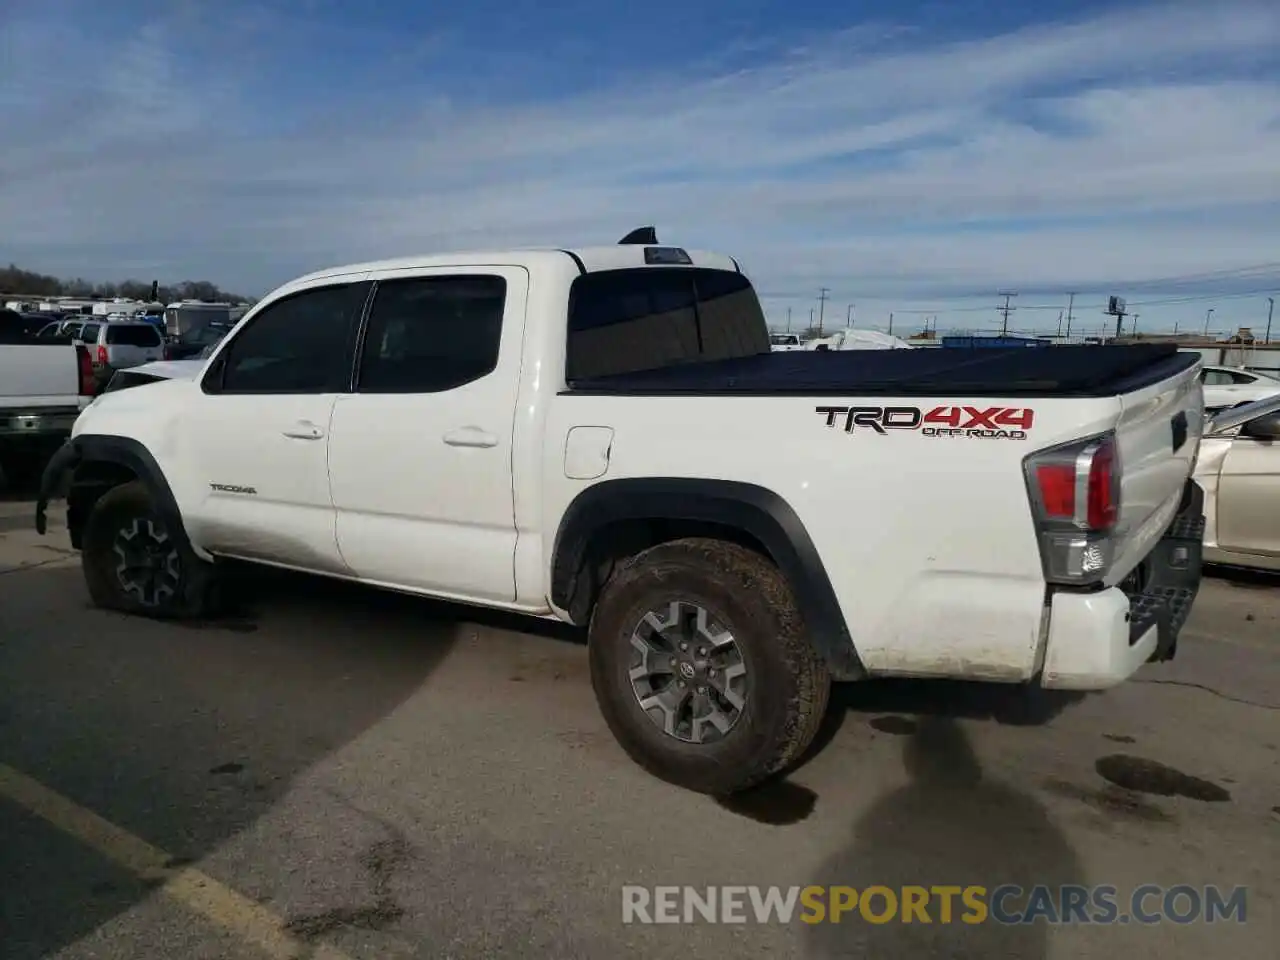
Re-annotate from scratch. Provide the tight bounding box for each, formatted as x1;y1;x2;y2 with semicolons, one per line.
1035;463;1076;520
1031;438;1118;532
1026;433;1121;585
76;346;96;396
96;345;108;366
1086;440;1118;530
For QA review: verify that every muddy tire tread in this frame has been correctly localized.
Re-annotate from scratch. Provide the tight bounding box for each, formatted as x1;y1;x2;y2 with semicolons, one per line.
589;537;831;795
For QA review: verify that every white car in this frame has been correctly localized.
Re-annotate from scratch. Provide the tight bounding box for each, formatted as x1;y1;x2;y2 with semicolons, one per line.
1199;364;1280;413
769;333;805;351
37;228;1206;796
1194;394;1280;571
805;328;913;351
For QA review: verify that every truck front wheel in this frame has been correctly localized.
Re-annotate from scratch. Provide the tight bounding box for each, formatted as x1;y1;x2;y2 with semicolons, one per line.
588;537;830;796
82;480;220;619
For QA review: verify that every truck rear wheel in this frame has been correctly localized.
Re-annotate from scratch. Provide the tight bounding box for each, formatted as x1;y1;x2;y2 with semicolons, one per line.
82;480;220;619
588;537;830;796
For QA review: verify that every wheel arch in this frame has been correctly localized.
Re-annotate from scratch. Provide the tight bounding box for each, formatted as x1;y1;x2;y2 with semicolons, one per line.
550;477;865;680
58;436;192;553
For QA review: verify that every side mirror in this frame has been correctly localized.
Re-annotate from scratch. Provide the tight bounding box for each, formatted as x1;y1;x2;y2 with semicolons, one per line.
1240;411;1280;440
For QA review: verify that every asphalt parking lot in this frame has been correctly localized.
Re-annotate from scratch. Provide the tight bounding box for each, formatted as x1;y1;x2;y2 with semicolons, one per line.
1;494;1276;959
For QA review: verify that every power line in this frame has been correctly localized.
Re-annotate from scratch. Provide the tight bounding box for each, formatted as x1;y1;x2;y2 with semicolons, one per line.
1101;261;1280;291
855;285;1280;316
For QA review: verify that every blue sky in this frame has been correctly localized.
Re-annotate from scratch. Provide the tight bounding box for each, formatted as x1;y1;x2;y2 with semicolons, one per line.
2;0;1278;336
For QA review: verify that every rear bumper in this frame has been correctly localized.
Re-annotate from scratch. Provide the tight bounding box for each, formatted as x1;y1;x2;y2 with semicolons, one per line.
0;408;80;438
1040;479;1204;690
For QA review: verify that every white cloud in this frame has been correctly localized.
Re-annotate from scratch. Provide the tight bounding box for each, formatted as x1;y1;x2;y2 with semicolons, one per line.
1;0;1278;332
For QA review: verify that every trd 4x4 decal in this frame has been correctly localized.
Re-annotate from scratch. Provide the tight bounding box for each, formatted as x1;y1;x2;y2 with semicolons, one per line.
815;405;1034;439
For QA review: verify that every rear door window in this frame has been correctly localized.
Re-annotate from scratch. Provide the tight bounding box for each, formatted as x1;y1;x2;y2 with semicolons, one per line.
566;267;770;380
107;324;163;346
78;323;101;342
357;275;506;393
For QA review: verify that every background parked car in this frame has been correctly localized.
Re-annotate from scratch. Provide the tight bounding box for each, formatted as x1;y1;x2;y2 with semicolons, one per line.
76;321;166;388
34;318;83;341
165;320;234;360
1199;364;1280;413
1194;394;1280;571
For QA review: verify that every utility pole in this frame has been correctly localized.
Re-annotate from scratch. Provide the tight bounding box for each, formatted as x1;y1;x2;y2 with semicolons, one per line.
1267;297;1274;345
786;307;792;332
997;291;1018;336
1130;312;1139;338
817;287;830;337
888;312;894;335
846;303;855;328
1056;310;1063;337
1204;307;1214;337
1064;292;1075;339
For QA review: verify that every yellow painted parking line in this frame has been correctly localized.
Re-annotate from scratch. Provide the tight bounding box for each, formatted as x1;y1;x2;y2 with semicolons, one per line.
0;762;355;960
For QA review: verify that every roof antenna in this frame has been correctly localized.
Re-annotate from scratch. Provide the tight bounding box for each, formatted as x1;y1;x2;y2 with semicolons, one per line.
618;226;657;245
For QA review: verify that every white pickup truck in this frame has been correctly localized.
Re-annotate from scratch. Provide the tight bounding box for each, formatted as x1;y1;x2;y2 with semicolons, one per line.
35;230;1207;795
0;333;97;488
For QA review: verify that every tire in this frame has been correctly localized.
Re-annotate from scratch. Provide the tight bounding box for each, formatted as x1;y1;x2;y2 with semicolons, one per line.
588;537;831;796
82;480;221;618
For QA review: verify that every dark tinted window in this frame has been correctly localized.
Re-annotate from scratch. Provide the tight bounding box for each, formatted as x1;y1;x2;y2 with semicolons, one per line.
191;322;233;345
357;275;505;393
1201;369;1257;386
107;324;162;346
566;267;770;380
210;283;367;394
78;323;101;342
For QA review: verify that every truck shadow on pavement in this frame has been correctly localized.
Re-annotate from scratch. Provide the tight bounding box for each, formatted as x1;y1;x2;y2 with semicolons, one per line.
804;716;1084;959
0;563;463;960
717;679;1087;827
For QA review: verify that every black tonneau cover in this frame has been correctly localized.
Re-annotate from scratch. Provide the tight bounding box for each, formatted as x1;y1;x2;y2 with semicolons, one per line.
565;343;1198;398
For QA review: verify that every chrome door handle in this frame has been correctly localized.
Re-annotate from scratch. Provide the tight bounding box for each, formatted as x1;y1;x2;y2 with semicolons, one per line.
443;427;498;448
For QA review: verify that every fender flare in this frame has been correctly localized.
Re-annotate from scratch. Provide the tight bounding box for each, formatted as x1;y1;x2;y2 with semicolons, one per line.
551;477;865;680
37;435;193;554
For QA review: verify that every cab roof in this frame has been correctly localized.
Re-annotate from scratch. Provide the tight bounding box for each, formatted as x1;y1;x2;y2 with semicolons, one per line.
290;229;742;286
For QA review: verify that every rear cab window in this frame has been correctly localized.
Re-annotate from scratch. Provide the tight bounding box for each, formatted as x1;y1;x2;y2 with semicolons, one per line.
107;324;163;346
565;267;771;380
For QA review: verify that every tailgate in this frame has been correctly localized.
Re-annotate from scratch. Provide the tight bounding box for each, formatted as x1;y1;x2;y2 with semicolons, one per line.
105;327;165;368
107;344;161;368
1107;357;1204;585
0;346;79;402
